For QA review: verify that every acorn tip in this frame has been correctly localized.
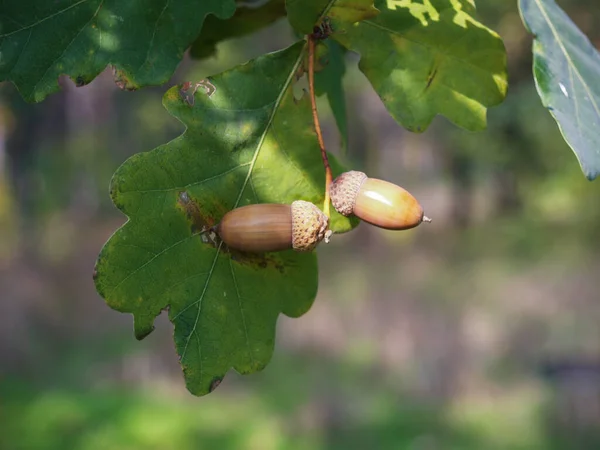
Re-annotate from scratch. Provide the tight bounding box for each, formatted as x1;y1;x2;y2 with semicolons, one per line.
422;215;432;223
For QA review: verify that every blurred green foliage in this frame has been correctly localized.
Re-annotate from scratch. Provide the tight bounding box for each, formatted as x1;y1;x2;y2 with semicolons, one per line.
4;352;600;450
0;358;553;450
2;0;600;449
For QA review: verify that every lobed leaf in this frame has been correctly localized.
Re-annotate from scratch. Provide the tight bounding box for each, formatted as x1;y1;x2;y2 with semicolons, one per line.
94;42;357;396
519;0;600;181
0;0;235;102
331;0;508;132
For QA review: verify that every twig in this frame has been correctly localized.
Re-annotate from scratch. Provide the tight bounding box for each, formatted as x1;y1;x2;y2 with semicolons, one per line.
307;35;332;217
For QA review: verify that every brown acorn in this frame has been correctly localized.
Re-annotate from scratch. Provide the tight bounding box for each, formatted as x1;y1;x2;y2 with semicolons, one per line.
329;171;431;230
216;200;330;253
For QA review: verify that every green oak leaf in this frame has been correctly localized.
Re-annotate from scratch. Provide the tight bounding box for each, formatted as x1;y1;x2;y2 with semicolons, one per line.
190;0;286;60
519;0;600;181
331;0;508;132
286;0;379;35
94;41;358;396
0;0;235;102
315;39;349;150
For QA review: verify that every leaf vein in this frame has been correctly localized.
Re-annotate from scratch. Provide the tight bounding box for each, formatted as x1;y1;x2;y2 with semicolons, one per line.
232;45;307;209
7;29;32;75
363;20;502;78
114;243;157;257
195;331;203;388
138;0;171;73
178;43;307;380
120;162;252;194
32;0;104;95
567;63;582;137
0;0;93;38
532;0;600;120
179;243;223;364
230;259;255;368
108;232;200;295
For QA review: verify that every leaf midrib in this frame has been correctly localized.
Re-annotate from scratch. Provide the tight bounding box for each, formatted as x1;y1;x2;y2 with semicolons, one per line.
532;0;600;120
319;0;337;23
178;43;307;376
0;0;93;38
32;0;105;96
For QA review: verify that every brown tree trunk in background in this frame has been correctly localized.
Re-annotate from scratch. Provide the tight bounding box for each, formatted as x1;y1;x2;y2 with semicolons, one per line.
494;169;522;214
5;88;68;255
447;152;473;229
63;72;116;220
492;121;526;216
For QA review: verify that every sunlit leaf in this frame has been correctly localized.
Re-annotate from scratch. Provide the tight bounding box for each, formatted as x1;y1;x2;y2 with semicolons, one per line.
519;0;600;180
0;0;236;102
93;42;357;396
331;0;508;132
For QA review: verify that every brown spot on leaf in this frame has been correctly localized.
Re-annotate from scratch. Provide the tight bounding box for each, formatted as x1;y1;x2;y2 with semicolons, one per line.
425;66;438;90
176;191;217;236
112;67;137;91
179;79;217;106
196;79;216;97
228;248;286;274
179;83;195;105
209;377;223;392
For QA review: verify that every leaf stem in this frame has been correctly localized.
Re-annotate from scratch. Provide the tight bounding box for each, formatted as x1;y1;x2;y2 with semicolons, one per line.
308;35;332;217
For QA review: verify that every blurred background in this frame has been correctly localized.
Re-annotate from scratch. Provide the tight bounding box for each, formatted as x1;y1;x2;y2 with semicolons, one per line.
2;1;600;449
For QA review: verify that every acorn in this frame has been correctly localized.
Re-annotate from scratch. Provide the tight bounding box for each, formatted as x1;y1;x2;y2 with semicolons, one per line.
216;200;330;253
329;171;430;230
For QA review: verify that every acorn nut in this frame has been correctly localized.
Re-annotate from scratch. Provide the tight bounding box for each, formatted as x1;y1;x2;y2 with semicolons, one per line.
216;200;330;253
329;170;431;230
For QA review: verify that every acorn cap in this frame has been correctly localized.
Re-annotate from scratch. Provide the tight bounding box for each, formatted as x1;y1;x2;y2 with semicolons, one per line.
329;170;367;216
290;200;329;251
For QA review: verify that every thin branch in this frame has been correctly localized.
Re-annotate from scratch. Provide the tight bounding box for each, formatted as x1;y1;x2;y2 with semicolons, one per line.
308;35;332;217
